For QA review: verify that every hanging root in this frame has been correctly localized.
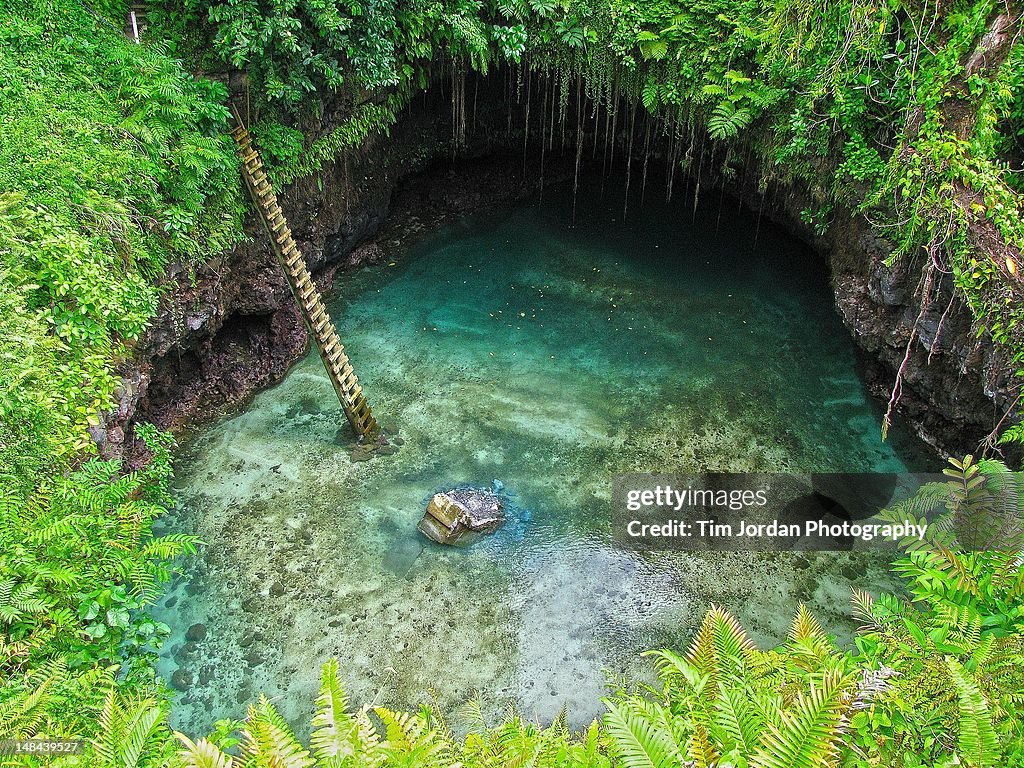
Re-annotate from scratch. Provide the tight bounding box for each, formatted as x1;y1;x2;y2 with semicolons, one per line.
927;287;956;365
572;75;583;227
978;390;1019;456
623;102;637;219
882;251;938;439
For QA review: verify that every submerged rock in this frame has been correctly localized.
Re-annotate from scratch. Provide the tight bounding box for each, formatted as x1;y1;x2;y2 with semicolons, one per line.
417;488;504;545
171;669;193;691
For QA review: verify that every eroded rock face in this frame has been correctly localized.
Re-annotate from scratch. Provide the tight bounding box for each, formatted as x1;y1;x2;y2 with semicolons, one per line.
827;214;1017;461
715;165;1019;462
417;489;505;545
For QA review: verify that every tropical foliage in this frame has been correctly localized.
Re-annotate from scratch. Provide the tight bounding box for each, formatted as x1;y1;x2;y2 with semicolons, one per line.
1;457;1021;767
2;0;1024;764
1;0;231;751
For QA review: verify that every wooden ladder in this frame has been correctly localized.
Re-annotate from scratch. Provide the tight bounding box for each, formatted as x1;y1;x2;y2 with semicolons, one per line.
230;119;381;439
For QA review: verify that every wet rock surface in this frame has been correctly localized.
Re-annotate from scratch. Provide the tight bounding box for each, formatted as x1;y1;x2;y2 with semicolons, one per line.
417;488;505;545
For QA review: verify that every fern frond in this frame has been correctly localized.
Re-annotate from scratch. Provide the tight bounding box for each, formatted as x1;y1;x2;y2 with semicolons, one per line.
604;702;680;768
714;682;763;758
685;605;756;692
241;696;315;768
686;722;719;768
176;734;234;768
750;670;853;768
948;657;1000;768
310;659;357;761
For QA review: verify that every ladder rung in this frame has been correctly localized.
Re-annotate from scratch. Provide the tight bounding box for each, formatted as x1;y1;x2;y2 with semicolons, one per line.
232;128;379;437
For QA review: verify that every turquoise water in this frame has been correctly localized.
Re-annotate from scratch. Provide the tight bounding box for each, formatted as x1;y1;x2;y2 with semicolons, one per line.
153;178;932;736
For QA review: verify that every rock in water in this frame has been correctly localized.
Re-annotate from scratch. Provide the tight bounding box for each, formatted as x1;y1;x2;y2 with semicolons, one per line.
417;488;504;545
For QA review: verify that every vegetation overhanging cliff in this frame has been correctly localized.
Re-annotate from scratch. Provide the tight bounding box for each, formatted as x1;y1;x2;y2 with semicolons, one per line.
2;0;1024;765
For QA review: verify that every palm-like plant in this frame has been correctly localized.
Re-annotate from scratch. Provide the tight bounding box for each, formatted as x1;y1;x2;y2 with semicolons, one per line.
93;689;173;768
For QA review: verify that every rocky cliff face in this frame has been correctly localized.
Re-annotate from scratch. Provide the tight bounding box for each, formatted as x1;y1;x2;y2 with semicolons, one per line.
735;176;1018;462
99;77;1017;467
753;177;1015;460
830;215;1015;460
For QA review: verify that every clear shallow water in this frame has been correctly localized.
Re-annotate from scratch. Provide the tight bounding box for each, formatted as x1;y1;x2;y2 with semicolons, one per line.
153;178;933;736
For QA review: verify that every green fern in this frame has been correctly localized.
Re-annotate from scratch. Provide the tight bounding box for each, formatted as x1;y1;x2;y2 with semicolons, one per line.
604;702;681;768
948;657;1000;768
684;605;756;692
310;659;382;765
750;670;853;768
94;690;168;768
707;102;753;140
177;734;235;768
714;682;764;757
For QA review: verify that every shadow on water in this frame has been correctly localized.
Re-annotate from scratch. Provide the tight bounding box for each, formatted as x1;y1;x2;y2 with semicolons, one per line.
152;172;936;737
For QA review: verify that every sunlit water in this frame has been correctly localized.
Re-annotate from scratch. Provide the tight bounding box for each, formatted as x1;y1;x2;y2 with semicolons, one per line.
152;177;933;736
